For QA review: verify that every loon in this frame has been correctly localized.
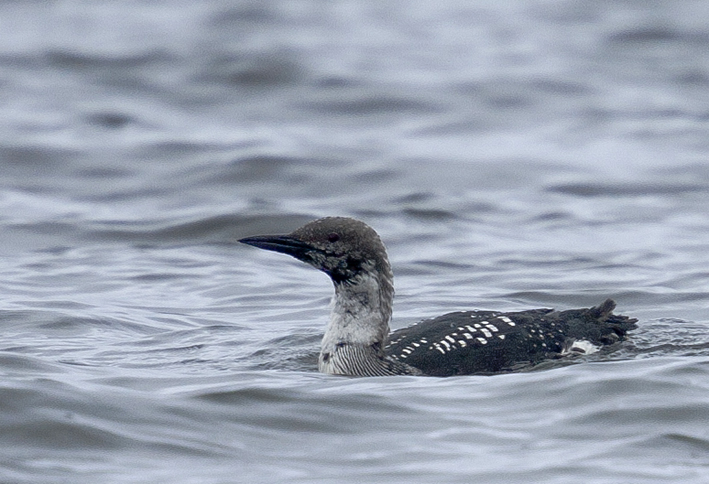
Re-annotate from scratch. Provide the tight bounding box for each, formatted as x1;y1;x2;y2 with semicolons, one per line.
240;217;637;377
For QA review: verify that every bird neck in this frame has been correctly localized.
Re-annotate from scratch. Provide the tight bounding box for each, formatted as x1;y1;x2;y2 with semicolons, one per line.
318;262;407;375
332;269;393;341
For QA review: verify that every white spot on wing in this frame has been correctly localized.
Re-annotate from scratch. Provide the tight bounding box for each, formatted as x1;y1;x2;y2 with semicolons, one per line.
481;328;492;338
498;315;515;326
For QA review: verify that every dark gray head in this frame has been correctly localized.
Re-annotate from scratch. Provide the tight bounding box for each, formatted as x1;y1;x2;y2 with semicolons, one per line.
239;217;392;285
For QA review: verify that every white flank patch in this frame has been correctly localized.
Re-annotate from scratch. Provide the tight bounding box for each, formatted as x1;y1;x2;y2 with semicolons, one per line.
562;339;600;355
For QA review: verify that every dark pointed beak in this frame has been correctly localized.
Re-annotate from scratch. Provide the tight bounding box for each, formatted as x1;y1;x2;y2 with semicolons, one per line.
239;234;315;260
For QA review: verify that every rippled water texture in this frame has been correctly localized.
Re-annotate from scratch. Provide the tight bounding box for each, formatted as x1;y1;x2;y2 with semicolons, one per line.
1;1;709;483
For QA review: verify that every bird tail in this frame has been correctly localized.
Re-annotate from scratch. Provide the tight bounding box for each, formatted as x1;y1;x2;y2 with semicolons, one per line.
586;298;638;344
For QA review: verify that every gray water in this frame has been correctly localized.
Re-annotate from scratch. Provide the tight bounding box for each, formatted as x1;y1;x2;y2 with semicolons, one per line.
2;1;709;483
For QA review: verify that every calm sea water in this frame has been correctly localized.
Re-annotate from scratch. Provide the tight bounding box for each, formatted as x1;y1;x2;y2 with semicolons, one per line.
2;1;709;483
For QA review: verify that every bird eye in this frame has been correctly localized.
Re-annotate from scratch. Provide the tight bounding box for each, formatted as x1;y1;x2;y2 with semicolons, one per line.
327;233;340;243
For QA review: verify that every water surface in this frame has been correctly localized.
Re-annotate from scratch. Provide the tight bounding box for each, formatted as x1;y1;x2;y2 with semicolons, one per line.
1;1;709;483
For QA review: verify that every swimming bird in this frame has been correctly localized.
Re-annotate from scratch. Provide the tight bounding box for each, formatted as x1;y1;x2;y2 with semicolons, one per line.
240;217;637;377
